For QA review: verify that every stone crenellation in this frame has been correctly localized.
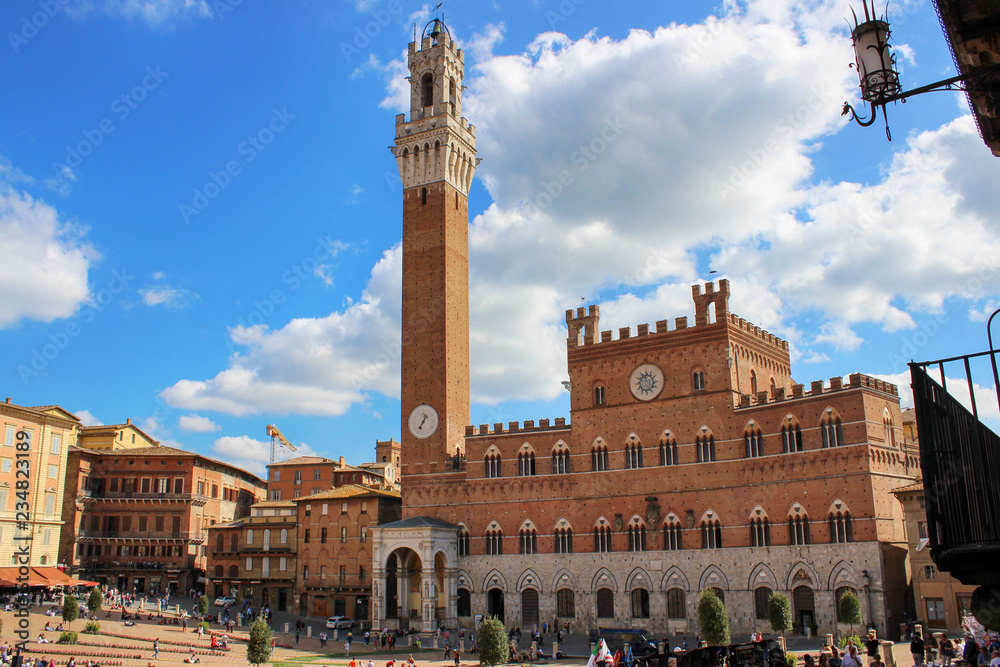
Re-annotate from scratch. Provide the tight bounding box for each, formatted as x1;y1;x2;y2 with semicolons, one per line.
738;372;899;408
465;417;570;437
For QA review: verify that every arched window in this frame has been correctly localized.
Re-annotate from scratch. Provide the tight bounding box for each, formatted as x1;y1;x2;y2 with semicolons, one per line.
557;589;575;617
782;423;803;453
596;588;614;618
745;428;763;458
750;370;758;395
789;515;810;545
214;565;223;577
552;446;570;474
750;517;770;547
630;589;650;618
659;433;678;466
39;554;48;565
696;435;716;462
458;528;470;556
484;453;502;478
711;588;726;604
246;529;254;545
770;378;777;397
754;587;773;619
821;414;844;447
518;451;536;476
883;410;896;447
420;72;434;108
594;524;612;552
701;519;722;549
280;528;288;544
230;534;238;552
830;511;853;543
624;441;643;469
486;528;503;555
666;589;686;618
421;187;427;205
216;534;224;552
448;77;457;115
519;527;538;555
457;588;472;616
228;565;239;578
555;527;573;554
693;371;707;391
592;443;609;471
627;524;647;552
663;520;683;551
594;384;605;406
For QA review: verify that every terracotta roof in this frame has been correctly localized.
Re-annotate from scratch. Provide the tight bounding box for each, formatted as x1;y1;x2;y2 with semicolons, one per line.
379;516;458;530
251;500;296;508
292;484;401;502
75;444;266;486
892;481;924;494
268;456;335;467
211;519;245;529
80;421;160;446
901;408;916;424
0;401;81;423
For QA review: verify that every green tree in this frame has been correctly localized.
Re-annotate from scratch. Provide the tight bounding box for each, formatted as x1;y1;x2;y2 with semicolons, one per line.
768;593;792;641
698;589;731;647
87;588;103;616
838;590;862;637
197;595;210;616
247;615;273;666
478;616;510;667
62;595;80;629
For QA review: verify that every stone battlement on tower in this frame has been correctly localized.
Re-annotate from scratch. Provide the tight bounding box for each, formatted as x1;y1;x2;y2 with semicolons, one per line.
736;372;898;408
465;417;570;437
566;280;788;353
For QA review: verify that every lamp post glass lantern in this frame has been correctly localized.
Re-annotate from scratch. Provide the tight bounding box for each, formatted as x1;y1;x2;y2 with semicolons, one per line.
851;16;900;104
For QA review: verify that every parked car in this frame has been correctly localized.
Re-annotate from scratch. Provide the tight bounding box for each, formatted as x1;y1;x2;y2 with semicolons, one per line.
326;616;355;630
213;596;237;607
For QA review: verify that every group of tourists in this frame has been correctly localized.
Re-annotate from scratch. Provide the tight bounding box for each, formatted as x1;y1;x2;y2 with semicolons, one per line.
911;629;1000;667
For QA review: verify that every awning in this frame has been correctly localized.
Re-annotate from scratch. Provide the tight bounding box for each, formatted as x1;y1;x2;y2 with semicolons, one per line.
0;567;99;587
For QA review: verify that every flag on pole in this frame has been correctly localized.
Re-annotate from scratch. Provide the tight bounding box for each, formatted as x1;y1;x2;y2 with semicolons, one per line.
587;639;611;667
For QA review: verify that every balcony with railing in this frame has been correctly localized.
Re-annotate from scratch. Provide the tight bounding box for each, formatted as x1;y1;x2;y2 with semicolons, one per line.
909;311;1000;623
78;530;204;542
80;490;208;506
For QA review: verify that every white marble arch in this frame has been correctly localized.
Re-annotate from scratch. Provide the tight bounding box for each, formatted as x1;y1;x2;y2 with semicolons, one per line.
552;568;577;592
748;563;779;590
828;560;861;591
660;566;690;592
517;568;543;592
625;566;653;592
785;560;822;590
483;568;508;592
591;567;619;592
370;516;460;633
699;564;730;592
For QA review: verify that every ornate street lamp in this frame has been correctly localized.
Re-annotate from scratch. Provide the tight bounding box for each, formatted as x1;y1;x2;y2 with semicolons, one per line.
843;1;1000;140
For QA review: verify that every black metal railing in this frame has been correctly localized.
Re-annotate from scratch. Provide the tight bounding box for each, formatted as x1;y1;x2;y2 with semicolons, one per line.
910;342;1000;586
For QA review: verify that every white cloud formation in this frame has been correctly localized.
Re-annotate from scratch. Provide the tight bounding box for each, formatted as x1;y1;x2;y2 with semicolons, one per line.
178;414;220;432
139;285;198;308
211;434;318;477
69;0;214;27
74;409;103;426
0;181;99;328
159;0;1000;416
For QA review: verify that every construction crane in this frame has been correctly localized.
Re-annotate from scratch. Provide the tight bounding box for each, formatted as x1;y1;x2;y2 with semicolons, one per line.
266;424;298;465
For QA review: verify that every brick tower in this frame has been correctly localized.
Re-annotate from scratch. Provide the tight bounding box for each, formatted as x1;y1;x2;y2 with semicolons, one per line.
394;18;477;479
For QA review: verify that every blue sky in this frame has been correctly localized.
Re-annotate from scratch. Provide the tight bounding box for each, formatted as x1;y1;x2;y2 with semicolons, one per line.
1;0;998;476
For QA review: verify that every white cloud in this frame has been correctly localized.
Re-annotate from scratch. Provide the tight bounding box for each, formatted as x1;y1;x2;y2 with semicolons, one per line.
139;285;198;308
211;434;317;477
178;414;220;432
160;0;1000;417
74;409;103;426
69;0;214;27
0;181;99;328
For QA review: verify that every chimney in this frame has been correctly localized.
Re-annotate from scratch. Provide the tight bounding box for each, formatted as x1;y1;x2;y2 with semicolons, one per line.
126;418;131;424
339;456;346;466
5;398;10;403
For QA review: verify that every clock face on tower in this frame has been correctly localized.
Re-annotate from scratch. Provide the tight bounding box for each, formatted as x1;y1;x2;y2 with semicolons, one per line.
408;404;439;439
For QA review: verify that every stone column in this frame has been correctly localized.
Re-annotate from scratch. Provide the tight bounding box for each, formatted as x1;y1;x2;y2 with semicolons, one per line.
420;567;436;634
372;574;384;631
443;567;459;629
399;569;411;622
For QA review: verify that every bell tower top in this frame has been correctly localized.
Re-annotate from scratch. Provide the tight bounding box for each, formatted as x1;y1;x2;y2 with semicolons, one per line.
407;18;464;121
392;17;477;194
